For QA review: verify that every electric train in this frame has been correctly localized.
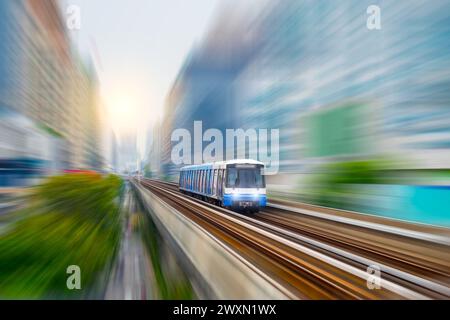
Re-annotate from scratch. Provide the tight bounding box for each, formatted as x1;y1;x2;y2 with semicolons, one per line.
179;159;266;213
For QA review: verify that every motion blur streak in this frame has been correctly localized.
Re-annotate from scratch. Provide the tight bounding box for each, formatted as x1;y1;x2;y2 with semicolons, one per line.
0;174;122;299
0;0;449;300
0;0;102;185
137;179;450;300
157;0;450;227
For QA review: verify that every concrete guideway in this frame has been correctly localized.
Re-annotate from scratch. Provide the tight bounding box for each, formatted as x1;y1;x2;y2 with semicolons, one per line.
267;199;450;246
152;179;450;295
135;178;450;299
132;180;292;300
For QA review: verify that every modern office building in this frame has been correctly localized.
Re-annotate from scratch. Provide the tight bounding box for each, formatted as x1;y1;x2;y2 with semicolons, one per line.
246;0;450;170
117;131;139;174
161;0;450;182
0;0;102;172
160;4;265;178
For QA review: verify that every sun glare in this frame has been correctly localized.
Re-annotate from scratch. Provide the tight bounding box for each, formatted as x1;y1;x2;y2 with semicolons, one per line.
108;97;137;132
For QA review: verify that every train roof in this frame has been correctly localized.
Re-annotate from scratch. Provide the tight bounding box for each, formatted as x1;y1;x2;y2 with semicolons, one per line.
180;159;264;171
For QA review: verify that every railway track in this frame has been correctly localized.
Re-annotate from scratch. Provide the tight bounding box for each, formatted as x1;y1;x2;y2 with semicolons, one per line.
135;178;450;299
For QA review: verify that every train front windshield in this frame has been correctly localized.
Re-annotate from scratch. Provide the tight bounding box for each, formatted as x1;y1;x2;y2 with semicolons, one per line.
226;165;265;188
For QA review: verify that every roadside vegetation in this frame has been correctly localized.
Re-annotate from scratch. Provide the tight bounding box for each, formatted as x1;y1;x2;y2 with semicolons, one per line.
135;204;195;300
0;173;123;299
305;159;389;208
303;158;450;211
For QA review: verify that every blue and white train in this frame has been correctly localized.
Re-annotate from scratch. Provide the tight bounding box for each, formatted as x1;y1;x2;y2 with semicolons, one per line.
179;159;267;213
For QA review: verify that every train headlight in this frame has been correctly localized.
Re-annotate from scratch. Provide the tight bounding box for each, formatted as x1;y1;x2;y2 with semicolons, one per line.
250;190;259;199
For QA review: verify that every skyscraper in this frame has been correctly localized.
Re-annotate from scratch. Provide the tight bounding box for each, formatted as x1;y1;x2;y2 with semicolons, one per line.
0;0;102;170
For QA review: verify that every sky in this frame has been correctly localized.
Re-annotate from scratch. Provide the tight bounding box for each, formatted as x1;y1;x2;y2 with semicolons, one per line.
60;0;222;157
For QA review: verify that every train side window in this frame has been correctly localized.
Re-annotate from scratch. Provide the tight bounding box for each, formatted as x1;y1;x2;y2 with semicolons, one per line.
203;170;206;193
197;170;201;192
206;170;209;193
196;170;199;191
205;169;211;194
202;170;206;193
217;170;220;196
202;170;205;194
207;170;210;193
187;171;190;188
196;170;198;191
200;170;204;193
222;169;225;193
211;170;214;195
207;169;211;194
194;171;197;191
211;169;214;194
215;171;219;194
218;169;223;197
215;169;219;195
204;170;207;193
203;170;207;193
222;169;225;195
221;169;225;195
208;169;211;194
213;169;217;195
